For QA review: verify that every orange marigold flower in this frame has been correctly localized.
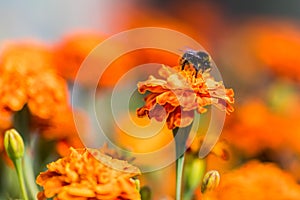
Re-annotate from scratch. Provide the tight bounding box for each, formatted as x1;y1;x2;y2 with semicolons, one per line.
54;32;106;81
249;19;300;81
137;64;234;129
0;42;69;119
55;32;167;88
36;148;141;200
223;98;300;157
199;161;300;200
0;41;54;73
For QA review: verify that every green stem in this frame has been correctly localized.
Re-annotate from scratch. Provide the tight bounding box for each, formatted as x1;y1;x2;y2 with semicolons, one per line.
173;124;193;200
183;190;193;200
13;158;29;200
24;152;39;198
13;105;38;199
175;153;185;200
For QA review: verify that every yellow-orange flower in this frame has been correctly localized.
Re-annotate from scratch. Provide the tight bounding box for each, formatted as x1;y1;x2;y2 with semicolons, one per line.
198;161;300;200
137;65;234;129
36;148;141;200
0;42;69;119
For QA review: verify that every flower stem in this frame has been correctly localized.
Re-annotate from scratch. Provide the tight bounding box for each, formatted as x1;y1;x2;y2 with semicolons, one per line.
13;158;29;200
13;105;38;199
175;153;185;200
173;124;193;200
24;152;39;198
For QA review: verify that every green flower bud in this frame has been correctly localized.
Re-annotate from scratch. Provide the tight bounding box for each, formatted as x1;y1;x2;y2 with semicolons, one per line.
4;129;25;160
201;170;220;193
140;186;151;200
132;178;140;191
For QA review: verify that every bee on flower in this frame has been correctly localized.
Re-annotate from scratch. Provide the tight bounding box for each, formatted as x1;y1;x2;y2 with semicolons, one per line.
136;50;234;129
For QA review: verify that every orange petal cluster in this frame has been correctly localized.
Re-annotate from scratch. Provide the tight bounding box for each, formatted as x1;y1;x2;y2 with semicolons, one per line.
137;65;234;129
36;148;141;200
0;42;69;119
198;161;300;200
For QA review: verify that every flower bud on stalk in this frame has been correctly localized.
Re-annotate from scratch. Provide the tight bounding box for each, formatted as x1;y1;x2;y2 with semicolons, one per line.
201;170;220;193
4;128;25;160
133;178;140;191
4;128;28;200
140;186;151;200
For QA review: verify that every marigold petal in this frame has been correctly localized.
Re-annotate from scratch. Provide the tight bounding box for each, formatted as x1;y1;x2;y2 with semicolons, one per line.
167;107;194;129
149;104;167;122
158;65;178;78
156;91;179;107
65;185;95;197
137;76;167;94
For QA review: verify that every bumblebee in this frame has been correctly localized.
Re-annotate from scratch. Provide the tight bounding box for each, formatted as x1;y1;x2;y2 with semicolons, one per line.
180;50;212;74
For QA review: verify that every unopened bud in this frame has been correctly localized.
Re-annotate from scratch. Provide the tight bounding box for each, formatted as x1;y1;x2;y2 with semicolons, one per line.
133;178;140;191
140;186;151;200
4;129;25;160
201;170;220;193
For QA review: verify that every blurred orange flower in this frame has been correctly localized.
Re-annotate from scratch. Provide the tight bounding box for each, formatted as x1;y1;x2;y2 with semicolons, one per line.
0;108;13;156
117;6;211;51
54;32;106;81
0;42;79;158
249;20;300;81
137;65;234;129
198;161;300;200
222;97;300;180
222;100;283;156
36;147;141;200
0;108;12;131
0;42;69;119
223;99;300;157
55;32;141;87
